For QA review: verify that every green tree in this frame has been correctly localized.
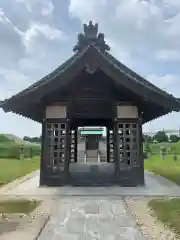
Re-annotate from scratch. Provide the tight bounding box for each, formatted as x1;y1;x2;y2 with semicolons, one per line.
169;134;179;143
23;136;41;143
153;131;168;143
143;134;153;142
23;136;30;142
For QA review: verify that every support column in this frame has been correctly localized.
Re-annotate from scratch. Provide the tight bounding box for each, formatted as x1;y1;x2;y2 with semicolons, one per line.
74;128;78;162
106;128;110;163
64;119;71;181
42;119;70;186
138;117;145;185
113;119;119;180
42;104;70;186
115;119;144;186
115;104;145;186
39;120;46;186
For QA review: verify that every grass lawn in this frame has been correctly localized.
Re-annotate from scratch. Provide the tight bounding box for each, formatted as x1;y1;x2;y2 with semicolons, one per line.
149;198;180;237
0;157;40;186
0;200;41;214
144;155;180;185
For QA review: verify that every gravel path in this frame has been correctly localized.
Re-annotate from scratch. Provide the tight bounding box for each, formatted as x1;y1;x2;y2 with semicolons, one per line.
38;197;145;240
124;197;178;239
0;167;179;239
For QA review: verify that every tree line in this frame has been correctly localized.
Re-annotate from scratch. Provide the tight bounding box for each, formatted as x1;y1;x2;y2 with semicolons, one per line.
23;136;41;143
23;130;180;144
143;131;180;143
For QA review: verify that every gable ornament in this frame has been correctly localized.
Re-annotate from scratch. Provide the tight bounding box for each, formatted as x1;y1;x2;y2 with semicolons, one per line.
73;21;110;53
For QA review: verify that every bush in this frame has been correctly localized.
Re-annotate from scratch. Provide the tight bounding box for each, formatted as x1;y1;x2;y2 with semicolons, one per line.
170;134;179;143
0;135;13;143
145;142;180;155
154;131;169;143
0;143;41;159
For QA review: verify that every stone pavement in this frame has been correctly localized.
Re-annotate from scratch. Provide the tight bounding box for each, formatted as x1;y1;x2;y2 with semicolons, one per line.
38;197;145;240
1;170;180;239
2;170;180;200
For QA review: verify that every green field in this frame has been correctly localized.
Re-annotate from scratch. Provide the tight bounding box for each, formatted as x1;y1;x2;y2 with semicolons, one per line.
145;141;180;155
144;155;180;185
0;157;40;186
145;143;180;237
0;134;40;159
144;141;180;185
0;134;40;185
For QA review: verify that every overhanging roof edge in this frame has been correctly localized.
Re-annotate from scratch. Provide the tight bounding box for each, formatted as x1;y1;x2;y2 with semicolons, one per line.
0;46;92;110
1;45;180;113
89;47;180;110
102;51;179;102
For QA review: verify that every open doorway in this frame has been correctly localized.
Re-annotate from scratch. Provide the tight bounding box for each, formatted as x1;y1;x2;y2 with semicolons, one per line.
69;120;116;186
78;126;106;163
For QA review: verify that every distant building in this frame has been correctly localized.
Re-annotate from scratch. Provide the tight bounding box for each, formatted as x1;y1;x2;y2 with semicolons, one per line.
79;127;104;136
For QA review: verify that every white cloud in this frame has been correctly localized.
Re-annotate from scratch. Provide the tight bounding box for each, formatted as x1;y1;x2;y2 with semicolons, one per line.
69;0;180;63
163;0;180;10
0;0;68;137
15;0;54;17
155;49;180;61
23;22;64;42
106;38;133;67
115;0;163;29
0;68;31;99
22;22;66;54
147;74;178;90
0;0;180;137
0;8;25;68
0;109;41;138
0;8;22;37
40;1;54;16
114;1;180;58
69;0;107;21
68;0;180;133
68;0;180;77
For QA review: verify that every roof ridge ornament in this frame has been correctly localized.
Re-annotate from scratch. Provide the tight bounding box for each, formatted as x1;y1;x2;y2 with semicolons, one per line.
73;21;110;53
84;21;98;39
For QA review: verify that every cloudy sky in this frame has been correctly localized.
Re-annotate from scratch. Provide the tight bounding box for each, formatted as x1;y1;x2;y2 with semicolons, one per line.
0;0;180;138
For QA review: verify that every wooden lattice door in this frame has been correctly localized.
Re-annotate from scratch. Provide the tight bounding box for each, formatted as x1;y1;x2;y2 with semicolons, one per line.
107;129;115;163
45;122;67;174
115;121;142;186
117;122;139;169
70;130;76;162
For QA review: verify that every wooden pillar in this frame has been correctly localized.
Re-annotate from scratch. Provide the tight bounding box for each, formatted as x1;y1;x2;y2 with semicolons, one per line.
106;127;110;163
139;117;145;185
113;119;119;179
64;118;71;181
74;128;78;162
39;119;46;186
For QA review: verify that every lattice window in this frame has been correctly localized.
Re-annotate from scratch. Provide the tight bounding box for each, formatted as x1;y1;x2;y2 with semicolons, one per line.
109;129;114;163
117;122;139;168
46;122;66;172
70;130;75;162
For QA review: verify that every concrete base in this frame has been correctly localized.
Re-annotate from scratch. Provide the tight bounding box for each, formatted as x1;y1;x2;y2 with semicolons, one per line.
69;162;116;186
2;171;180;200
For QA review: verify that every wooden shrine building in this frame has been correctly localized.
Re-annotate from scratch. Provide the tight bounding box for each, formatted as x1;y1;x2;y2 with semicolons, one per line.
79;127;103;151
1;21;180;186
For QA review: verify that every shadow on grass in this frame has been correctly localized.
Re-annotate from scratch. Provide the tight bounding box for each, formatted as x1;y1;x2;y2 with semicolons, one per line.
0;200;41;214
